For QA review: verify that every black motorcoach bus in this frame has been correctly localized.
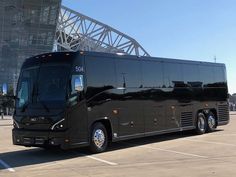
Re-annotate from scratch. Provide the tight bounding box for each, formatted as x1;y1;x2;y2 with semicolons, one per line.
12;51;229;153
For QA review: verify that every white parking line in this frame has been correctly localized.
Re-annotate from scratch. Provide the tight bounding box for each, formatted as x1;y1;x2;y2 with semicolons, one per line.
184;139;236;147
139;145;208;159
0;159;15;172
209;133;236;136
80;154;117;166
85;155;118;166
28;161;60;170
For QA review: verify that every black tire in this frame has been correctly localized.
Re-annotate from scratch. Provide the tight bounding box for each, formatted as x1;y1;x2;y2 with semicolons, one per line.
206;112;217;132
195;112;207;135
89;122;108;153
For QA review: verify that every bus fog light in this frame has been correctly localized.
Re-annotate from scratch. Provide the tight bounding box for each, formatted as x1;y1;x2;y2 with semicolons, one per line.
50;141;55;145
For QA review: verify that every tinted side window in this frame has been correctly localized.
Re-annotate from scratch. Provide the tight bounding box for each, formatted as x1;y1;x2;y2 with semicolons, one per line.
86;57;116;88
182;64;201;87
142;61;163;88
163;62;183;88
116;59;141;88
199;65;214;87
214;66;226;83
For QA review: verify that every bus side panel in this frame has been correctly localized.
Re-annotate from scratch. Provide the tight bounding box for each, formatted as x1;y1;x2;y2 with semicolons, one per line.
85;55;119;137
114;88;144;137
115;59;145;137
68;102;89;144
141;61;166;133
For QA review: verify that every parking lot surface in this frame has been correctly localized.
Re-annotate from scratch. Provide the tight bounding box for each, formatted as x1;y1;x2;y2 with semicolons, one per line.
1;115;236;177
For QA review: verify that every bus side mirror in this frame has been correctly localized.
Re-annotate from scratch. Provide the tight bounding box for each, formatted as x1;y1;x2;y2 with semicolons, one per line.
74;78;84;92
73;75;84;92
69;75;84;105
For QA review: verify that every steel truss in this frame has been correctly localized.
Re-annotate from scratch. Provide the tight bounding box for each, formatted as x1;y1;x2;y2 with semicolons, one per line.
56;6;150;56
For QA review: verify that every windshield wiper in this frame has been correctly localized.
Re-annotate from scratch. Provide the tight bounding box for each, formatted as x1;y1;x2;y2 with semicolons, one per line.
35;85;50;113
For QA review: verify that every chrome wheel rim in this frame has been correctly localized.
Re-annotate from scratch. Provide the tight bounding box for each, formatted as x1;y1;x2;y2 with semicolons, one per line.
198;116;205;132
208;115;216;129
93;129;105;148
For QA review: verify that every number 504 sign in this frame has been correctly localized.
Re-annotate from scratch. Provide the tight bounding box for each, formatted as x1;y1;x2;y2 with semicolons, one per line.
75;66;84;72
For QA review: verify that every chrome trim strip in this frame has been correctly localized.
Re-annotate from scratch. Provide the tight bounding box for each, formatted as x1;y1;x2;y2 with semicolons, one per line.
118;132;145;140
145;128;181;136
51;118;65;130
13;120;20;128
70;142;88;146
116;127;195;141
117;87;125;90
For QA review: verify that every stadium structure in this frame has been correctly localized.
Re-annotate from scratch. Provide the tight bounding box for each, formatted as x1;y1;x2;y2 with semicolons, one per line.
0;0;149;94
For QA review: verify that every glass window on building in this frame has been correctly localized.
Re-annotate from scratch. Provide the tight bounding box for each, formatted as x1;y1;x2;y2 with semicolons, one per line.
0;0;61;93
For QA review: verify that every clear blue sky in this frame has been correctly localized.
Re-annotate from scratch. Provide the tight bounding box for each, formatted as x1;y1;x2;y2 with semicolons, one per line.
62;0;236;94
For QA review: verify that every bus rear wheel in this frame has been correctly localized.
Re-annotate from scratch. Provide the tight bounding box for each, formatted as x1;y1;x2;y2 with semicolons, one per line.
196;112;207;135
89;122;108;153
206;112;217;132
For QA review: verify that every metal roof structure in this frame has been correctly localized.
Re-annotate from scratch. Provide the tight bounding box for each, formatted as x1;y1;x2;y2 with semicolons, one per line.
56;6;150;57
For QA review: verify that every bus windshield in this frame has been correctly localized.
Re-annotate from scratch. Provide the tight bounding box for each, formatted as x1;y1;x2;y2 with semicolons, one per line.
16;65;70;109
38;65;70;102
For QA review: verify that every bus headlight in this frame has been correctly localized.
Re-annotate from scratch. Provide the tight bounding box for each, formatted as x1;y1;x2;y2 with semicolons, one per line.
51;118;65;130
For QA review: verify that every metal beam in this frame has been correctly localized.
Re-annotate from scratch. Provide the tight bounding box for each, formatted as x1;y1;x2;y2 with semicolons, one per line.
56;6;150;56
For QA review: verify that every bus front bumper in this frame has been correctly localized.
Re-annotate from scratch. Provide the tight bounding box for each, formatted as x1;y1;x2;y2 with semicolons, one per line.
12;128;70;149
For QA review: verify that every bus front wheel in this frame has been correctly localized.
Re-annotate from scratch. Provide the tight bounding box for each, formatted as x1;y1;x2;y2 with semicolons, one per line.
89;122;108;153
196;112;207;135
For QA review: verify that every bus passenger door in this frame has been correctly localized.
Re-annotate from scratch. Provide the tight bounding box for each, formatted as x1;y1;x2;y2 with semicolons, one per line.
68;101;88;144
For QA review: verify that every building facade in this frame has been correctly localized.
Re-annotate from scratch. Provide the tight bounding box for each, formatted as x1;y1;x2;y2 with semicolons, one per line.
0;0;61;94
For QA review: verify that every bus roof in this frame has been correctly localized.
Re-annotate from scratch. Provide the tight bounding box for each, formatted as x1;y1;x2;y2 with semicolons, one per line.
22;51;225;68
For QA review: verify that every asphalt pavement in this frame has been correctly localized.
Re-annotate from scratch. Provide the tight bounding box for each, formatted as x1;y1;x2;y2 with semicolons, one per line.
0;115;236;177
